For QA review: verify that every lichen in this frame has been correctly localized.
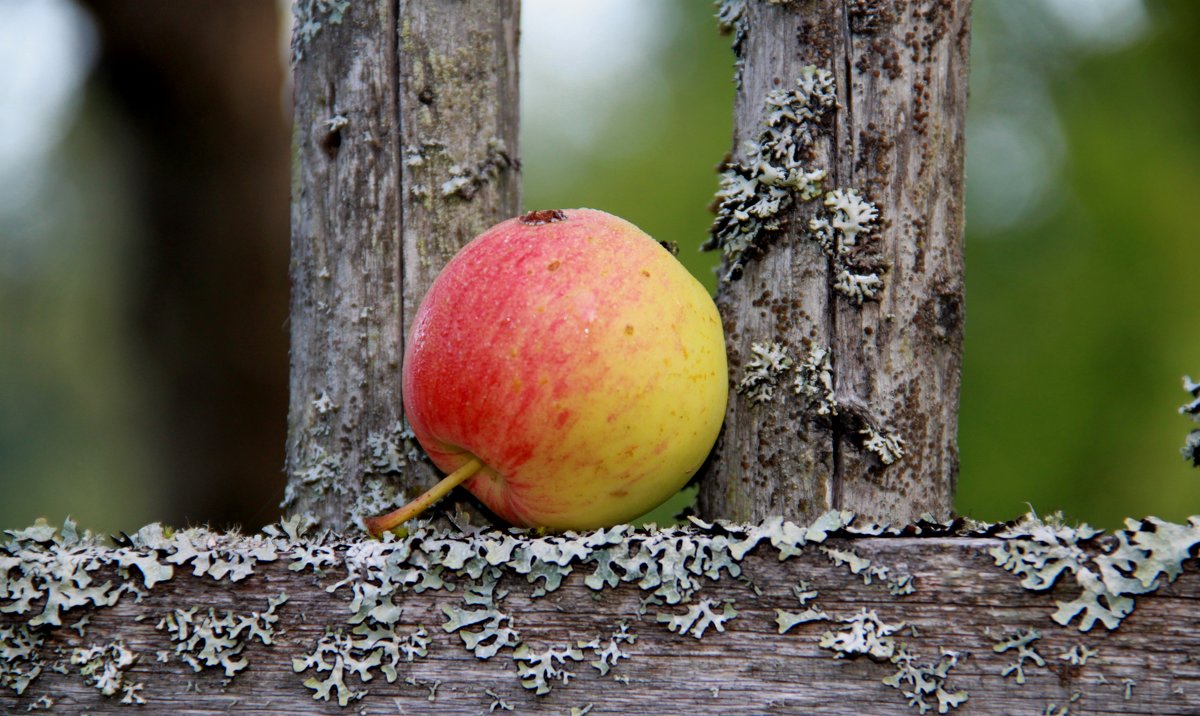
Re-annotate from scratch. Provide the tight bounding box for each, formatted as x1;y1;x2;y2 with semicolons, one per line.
293;623;431;706
993;628;1045;684
819;608;901;659
440;138;514;201
737;340;907;465
860;426;906;465
786;345;835;416
808;188;888;304
292;0;350;61
2;518;173;629
775;606;830;633
990;511;1200;631
156;593;288;677
1181;375;1200;467
577;622;636;676
313;390;335;415
819;545;913;595
1059;643;1098;666
513;643;583;695
737;341;794;404
162;527;278;583
283;446;344;511
714;0;749;85
706;66;836;279
484;687;514;711
71;639;142;702
366;421;422;475
441;604;520;659
884;646;968;714
657;599;738;639
0;623;43;695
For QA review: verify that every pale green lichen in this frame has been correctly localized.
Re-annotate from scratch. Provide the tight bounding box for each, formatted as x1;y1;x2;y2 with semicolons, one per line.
884;646;968;714
1059;643;1098;666
768;574;815;630
366;421;422;475
313;389;335;415
808;604;965;713
292;623;431;706
737;340;906;464
156;593;287;677
484;687;514;711
993;628;1045;684
0;623;43;695
292;0;350;61
1181;376;1200;467
440;138;514;201
706;66;836;279
808;188;888;304
2;518;173;628
162;527;278;583
657;599;738;639
714;0;749;85
513;643;583;695
71;639;142;703
577;622;636;676
283;446;344;511
861;426;907;466
737;341;793;405
441;604;520;659
775;606;830;633
990;511;1200;631
819;608;901;660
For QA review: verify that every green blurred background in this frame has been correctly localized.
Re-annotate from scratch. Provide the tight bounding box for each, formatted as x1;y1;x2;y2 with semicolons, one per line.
0;0;1196;534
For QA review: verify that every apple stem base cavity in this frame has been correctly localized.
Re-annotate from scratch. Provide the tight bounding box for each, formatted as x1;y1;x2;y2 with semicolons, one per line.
375;208;727;533
365;457;483;536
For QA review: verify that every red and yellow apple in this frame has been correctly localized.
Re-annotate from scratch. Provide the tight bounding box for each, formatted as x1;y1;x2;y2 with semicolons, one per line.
365;208;727;534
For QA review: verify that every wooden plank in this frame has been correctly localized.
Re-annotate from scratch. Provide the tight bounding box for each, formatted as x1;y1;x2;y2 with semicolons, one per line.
4;514;1198;714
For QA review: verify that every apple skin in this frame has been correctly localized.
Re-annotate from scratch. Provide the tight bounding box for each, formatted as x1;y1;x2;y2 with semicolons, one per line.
401;208;727;530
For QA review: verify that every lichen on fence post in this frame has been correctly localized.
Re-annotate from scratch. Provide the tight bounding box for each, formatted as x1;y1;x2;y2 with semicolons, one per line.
700;0;972;525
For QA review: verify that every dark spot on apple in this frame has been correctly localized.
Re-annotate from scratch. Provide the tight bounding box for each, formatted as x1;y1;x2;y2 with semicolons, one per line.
547;260;561;271
519;209;568;225
610;488;629;498
641;269;651;278
625;325;634;336
555;410;571;428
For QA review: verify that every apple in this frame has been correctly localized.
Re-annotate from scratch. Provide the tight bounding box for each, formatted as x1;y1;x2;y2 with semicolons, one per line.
365;208;727;534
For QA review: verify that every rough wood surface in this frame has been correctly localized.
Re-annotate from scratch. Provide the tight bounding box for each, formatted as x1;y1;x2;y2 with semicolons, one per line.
700;0;970;524
4;516;1199;714
286;0;520;531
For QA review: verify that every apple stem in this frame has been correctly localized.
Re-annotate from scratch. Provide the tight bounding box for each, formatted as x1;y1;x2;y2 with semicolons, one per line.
364;457;484;537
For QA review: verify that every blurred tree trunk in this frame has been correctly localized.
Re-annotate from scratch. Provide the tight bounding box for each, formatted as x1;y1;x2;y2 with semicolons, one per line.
699;0;971;525
80;0;291;530
285;0;521;531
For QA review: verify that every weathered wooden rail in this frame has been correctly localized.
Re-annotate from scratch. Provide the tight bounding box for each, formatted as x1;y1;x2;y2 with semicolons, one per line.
4;513;1198;714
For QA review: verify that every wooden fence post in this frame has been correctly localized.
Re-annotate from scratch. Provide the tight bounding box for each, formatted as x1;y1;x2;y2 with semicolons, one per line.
285;0;520;531
699;0;971;525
